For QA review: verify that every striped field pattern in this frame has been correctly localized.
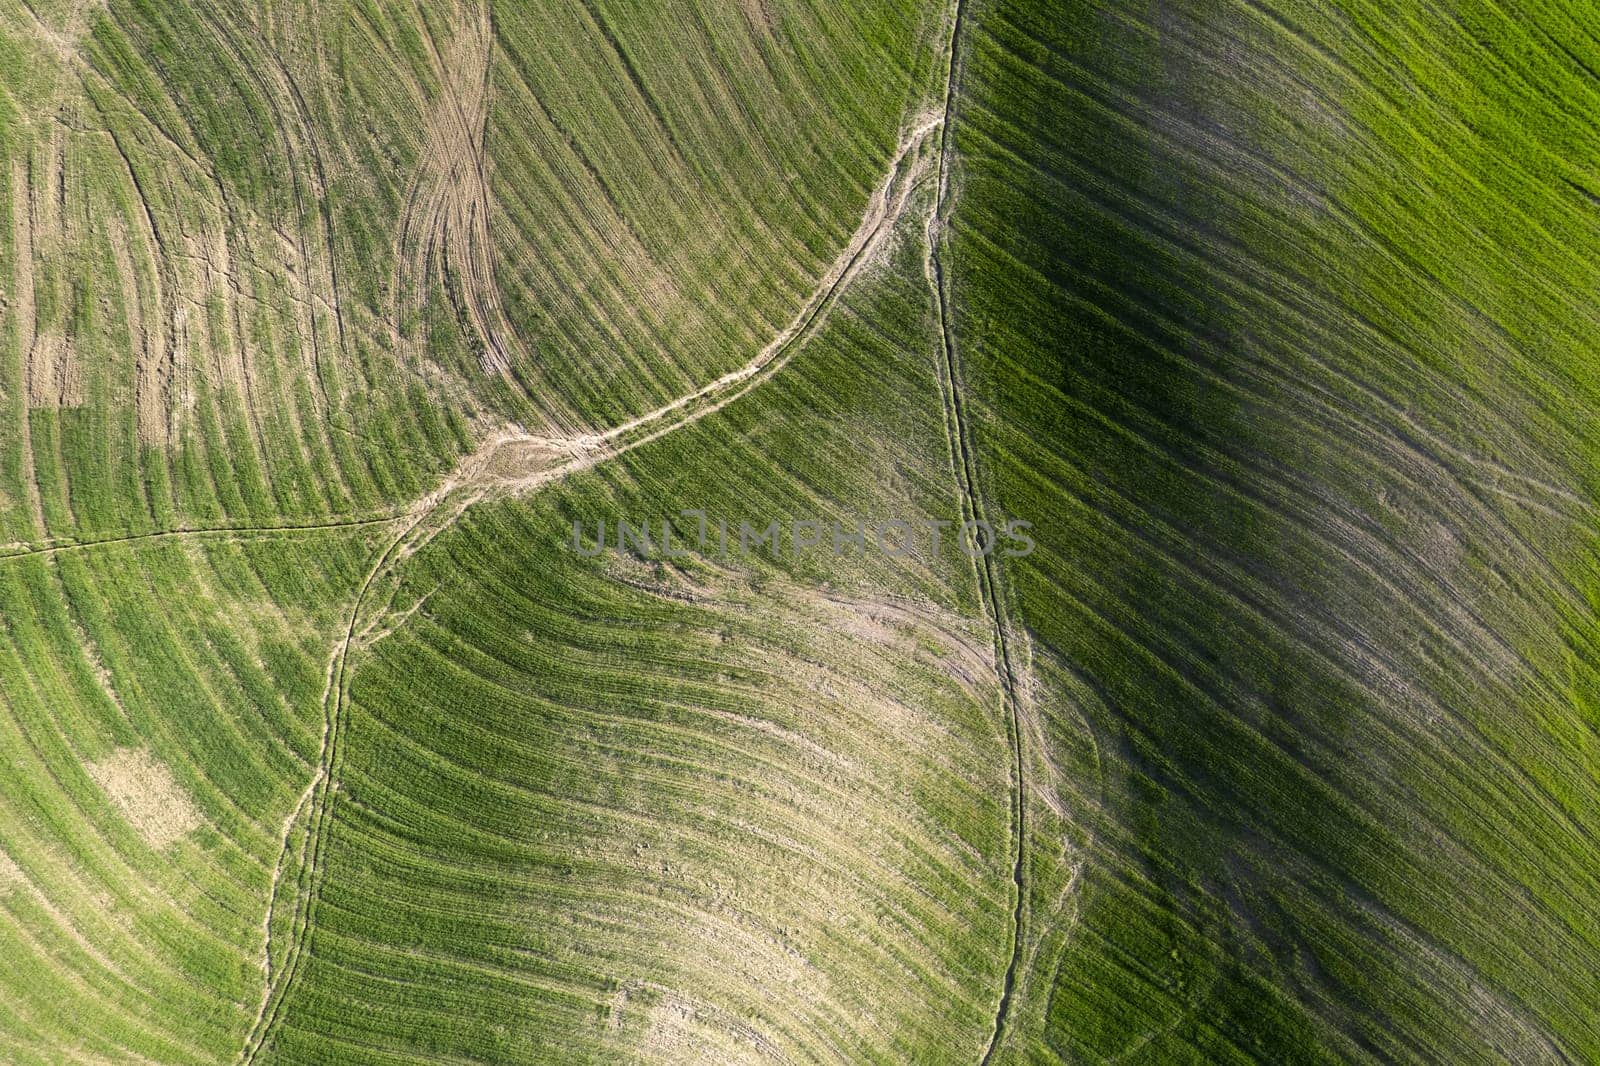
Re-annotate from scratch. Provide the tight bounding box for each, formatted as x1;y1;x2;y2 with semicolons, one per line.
2;0;1599;1062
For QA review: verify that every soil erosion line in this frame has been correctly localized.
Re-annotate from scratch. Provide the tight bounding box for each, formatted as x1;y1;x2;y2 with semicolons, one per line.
921;0;1033;1060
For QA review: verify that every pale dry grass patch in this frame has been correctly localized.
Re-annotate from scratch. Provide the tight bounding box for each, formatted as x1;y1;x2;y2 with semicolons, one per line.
86;748;202;850
623;982;792;1064
0;849;22;891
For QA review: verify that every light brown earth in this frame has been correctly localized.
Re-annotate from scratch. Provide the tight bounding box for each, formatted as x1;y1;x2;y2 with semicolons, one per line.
0;849;21;890
85;748;203;851
392;2;544;388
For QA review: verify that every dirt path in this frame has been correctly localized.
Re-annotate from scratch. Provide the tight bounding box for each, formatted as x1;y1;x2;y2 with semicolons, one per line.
916;1;1032;1062
7;158;48;538
0;514;405;565
391;4;540;398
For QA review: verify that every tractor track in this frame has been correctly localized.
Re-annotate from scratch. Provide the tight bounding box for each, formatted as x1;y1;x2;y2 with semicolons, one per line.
0;514;406;564
919;0;1033;1060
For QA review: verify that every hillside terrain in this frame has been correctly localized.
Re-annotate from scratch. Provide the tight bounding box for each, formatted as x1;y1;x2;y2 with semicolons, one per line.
1;0;1597;1062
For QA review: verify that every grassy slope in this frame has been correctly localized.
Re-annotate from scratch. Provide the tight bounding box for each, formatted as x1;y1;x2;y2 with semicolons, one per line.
951;0;1600;1060
265;190;1018;1063
0;531;382;1064
2;0;1000;1061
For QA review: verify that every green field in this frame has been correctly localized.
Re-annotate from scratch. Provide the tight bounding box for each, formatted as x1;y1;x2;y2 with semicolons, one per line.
1;0;1597;1061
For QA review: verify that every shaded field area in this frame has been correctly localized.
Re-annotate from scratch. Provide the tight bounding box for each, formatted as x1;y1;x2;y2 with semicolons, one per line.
950;0;1600;1060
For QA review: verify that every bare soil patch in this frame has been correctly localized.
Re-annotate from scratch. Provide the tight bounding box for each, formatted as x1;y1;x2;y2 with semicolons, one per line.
86;748;202;851
0;849;21;891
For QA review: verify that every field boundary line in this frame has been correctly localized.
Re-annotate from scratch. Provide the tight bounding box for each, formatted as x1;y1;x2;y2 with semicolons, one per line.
0;514;408;564
919;0;1035;1060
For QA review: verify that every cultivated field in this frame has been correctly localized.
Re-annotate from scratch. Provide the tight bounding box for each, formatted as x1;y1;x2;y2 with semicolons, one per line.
1;0;1597;1062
